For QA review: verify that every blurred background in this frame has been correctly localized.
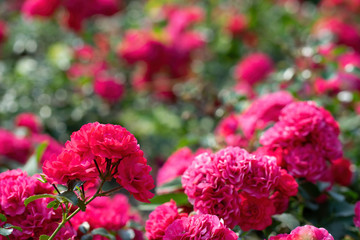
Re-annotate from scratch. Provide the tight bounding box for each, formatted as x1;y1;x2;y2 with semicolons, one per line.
0;0;360;190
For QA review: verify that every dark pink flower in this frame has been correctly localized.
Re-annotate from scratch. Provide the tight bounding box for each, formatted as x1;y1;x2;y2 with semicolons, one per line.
227;14;248;37
157;147;210;187
89;123;141;160
0;128;32;164
354;201;360;228
215;147;281;198
238;193;275;231
234;53;274;86
269;225;334;240
93;75;125;103
0;169;76;239
42;149;98;185
330;158;353;186
163;214;238;240
22;0;61;17
145;200;187;240
116;151;155;203
15;113;42;133
314;18;360;52
72;194;135;233
0;21;7;44
260;101;342;182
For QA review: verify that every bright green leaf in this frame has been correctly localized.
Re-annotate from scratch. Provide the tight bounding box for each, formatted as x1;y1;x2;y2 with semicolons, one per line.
0;214;6;222
24;194;57;207
59;191;86;211
39;235;50;240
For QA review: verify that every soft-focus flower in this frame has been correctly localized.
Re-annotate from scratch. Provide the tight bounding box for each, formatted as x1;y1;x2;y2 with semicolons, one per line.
226;14;248;37
0;169;76;239
22;0;61;17
321;0;360;13
93;75;125;103
15;112;42;133
354;201;360;228
269;225;334;240
330;158;353;186
260;101;342;182
163;214;238;240
157;147;211;187
314;18;360;52
0;21;7;44
72;194;136;234
0;128;32;164
145;200;187;240
234;53;274;86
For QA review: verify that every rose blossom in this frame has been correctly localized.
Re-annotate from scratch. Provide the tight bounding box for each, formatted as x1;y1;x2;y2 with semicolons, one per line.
234;53;274;86
269;225;334;240
0;169;76;239
0;21;6;44
22;0;61;17
44;122;154;203
145;200;187;240
215;147;281;198
15;112;42;133
93;75;125;103
72;194;137;236
0;128;32;164
42;149;98;185
163;214;238;240
260;101;342;182
238;193;275;231
182;147;296;230
157;147;211;187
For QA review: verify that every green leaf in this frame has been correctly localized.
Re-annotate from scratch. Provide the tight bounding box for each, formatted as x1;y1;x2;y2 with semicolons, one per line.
273;213;300;230
67;179;85;191
0;213;7;222
59;191;86;211
91;228;115;240
24;194;57;206
46;200;58;209
37;174;48;184
0;228;13;236
156;177;183;194
39;235;50;240
139;193;189;211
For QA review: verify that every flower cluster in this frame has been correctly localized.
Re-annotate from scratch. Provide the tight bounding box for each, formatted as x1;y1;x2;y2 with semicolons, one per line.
215;91;293;147
146;200;237;240
117;6;204;101
156;147;211;187
182;146;298;230
21;0;122;31
269;225;334;240
72;193;142;239
0;169;76;239
0;113;63;165
67;41;125;104
42;122;155;202
260;101;343;182
234;53;274;96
